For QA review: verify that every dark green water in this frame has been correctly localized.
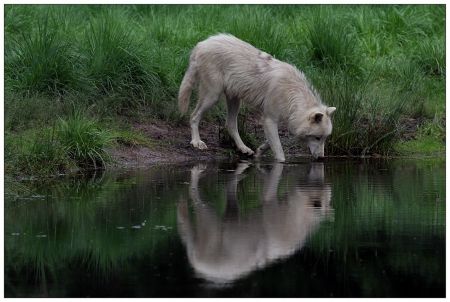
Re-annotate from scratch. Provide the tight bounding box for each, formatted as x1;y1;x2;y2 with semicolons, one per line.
4;159;445;297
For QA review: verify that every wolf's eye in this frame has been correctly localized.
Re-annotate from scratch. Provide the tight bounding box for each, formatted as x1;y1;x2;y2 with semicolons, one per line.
315;136;321;141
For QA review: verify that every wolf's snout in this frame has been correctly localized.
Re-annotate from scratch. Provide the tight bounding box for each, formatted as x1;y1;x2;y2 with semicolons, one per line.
308;143;324;160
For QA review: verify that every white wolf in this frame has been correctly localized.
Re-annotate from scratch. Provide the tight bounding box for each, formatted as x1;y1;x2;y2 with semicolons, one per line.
178;34;336;161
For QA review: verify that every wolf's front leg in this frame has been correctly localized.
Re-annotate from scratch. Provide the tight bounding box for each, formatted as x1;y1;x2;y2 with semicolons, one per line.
263;117;285;162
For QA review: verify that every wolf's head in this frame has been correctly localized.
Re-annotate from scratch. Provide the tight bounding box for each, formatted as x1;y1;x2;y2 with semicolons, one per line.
291;106;336;159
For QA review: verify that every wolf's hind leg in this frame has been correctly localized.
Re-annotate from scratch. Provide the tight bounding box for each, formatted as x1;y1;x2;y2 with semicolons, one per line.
226;97;254;155
190;85;220;150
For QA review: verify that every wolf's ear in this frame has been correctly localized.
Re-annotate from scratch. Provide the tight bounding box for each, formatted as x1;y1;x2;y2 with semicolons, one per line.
310;112;324;123
327;107;336;117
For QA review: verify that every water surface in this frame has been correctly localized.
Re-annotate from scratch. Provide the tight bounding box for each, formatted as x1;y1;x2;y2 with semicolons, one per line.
4;159;445;297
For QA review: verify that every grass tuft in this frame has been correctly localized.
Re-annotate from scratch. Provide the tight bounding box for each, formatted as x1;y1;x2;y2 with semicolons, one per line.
84;10;165;112
5;17;82;97
413;37;445;77
5;128;72;177
306;9;360;73
57;111;114;169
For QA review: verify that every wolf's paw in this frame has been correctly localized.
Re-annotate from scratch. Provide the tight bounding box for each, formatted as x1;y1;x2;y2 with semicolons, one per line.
275;156;286;163
191;139;208;150
238;145;254;155
254;148;264;158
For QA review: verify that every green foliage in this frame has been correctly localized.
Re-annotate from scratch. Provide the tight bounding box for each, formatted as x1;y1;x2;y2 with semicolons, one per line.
5;128;73;177
111;128;154;148
57;111;114;169
5;93;67;131
5;18;82;96
5;112;144;176
4;4;446;162
306;8;360;73
413;36;445;77
396;116;445;155
84;10;166;111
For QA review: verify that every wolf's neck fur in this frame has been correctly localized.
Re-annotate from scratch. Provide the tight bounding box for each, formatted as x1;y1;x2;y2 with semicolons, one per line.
283;69;323;132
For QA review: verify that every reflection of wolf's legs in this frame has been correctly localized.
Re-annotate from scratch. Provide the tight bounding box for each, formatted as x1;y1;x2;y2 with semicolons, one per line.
190;84;221;150
225;97;254;155
179;164;222;256
225;162;251;219
188;164;221;228
189;164;207;201
262;163;284;204
263;117;285;162
188;162;250;223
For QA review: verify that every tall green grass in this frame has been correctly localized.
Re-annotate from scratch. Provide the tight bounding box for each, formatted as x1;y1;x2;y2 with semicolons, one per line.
84;11;166;111
57;111;114;169
6;112;115;176
4;4;446;170
5;128;72;176
5;18;82;97
306;8;361;74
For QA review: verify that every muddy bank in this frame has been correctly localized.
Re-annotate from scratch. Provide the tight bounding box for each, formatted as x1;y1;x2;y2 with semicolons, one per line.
108;118;309;168
107;115;428;169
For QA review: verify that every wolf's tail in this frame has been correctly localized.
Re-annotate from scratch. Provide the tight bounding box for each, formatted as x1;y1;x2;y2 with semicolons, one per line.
178;53;198;115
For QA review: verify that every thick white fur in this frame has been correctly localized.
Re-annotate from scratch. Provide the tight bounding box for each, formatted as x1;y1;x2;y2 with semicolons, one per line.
178;34;336;161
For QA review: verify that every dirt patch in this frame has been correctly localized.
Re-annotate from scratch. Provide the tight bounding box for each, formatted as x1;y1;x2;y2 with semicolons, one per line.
108;118;309;168
108;115;431;168
399;117;425;141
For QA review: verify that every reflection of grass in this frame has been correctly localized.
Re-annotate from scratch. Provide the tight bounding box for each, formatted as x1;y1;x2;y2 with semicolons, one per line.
5;161;445;297
307;159;445;294
5;167;186;287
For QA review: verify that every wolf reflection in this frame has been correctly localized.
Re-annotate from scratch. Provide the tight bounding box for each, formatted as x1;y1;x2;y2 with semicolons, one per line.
177;162;333;284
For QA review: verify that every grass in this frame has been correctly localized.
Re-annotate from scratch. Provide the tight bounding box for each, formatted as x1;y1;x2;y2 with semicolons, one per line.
5;128;73;177
396;116;445;156
4;4;445;176
56;111;114;169
5;17;82;97
112;128;155;148
306;8;361;73
5;111;151;177
84;10;166;111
